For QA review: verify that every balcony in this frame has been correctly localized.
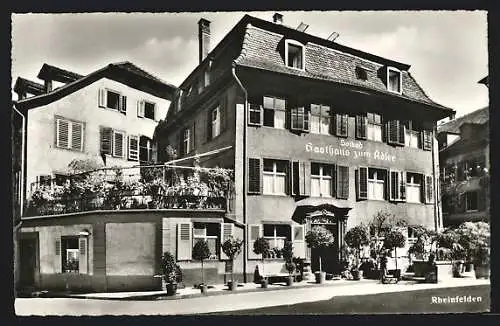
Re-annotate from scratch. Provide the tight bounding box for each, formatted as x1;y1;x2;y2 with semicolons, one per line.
25;165;234;217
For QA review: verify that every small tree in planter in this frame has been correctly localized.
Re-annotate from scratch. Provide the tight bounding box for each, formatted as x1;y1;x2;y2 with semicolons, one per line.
221;236;243;291
253;237;270;288
344;225;370;280
282;241;295;285
161;252;182;296
383;228;406;279
192;240;211;293
456;222;490;278
305;225;335;284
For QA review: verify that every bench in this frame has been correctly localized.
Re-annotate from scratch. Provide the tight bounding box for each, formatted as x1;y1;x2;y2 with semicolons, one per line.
256;262;293;284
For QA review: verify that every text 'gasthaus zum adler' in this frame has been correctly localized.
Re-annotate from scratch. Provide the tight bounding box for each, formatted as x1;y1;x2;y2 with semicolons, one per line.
305;140;396;162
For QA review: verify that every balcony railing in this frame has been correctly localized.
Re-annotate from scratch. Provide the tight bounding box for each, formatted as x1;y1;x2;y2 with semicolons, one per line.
25;164;234;217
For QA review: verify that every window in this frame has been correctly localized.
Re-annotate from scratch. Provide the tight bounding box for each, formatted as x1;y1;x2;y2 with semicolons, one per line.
183;128;191;155
211;106;221;139
55;118;84;151
406;172;423;203
335;113;348;137
100;127;125;158
389;170;406;202
37;175;52;188
144;101;156;120
285;41;304;70
248;102;263;126
387;67;402;93
355;66;368;80
310;104;330;135
387;119;405;146
422;130;433;151
336;165;350;199
404;121;422;149
55;174;69;186
367;113;383;142
407;227;418;245
193;223;219;259
263;224;291;255
128;135;139;161
99;89;127;114
290;106;309;132
61;236;79;273
263;96;286;129
368;168;387;200
464;156;487;178
139;136;153;163
465;191;478;211
311;163;333;197
263;159;287;195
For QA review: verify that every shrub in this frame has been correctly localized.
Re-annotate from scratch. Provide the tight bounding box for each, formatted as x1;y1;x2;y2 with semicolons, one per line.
221;236;243;282
282;241;294;263
192;240;211;285
253;237;270;276
344;225;370;269
305;226;335;273
161;252;182;284
383;228;406;270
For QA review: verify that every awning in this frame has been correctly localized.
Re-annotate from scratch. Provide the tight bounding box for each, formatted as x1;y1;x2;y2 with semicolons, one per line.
291;197;352;224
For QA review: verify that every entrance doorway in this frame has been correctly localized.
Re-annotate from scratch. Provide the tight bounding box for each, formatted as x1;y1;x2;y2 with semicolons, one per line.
20;237;37;288
310;223;340;275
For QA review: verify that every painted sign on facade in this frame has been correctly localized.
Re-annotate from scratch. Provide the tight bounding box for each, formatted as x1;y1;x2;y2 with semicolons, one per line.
305;140;396;162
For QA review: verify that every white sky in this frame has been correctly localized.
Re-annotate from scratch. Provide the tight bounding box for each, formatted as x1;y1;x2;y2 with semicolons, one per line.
11;11;488;118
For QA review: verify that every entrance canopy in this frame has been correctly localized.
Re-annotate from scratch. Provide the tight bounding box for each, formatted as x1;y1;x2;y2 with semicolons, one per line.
291;197;352;224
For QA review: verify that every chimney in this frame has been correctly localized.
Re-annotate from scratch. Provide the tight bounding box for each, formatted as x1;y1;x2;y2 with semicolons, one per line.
44;79;53;93
198;18;211;64
273;13;283;25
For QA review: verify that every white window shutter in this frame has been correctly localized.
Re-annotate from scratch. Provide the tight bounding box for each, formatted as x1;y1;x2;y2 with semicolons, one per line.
177;222;192;261
248;224;263;260
98;88;106;107
113;131;124;158
71;122;83;151
292;225;306;258
56;119;70;148
79;237;88;274
220;223;234;260
137;100;145;118
128;135;139;161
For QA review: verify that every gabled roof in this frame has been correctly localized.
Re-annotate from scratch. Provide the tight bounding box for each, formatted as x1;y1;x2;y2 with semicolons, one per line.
437;106;489;135
14;77;45;96
14;61;177;110
37;63;83;84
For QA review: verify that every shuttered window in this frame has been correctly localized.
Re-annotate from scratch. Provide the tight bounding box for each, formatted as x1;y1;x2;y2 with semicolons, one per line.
99;89;126;114
336;165;349;199
357;167;368;200
248;102;263;126
387;120;405;145
113;131;125;158
56;118;84;151
390;170;406;202
355;115;367;140
335;113;348;137
128;135;139;161
248;158;261;194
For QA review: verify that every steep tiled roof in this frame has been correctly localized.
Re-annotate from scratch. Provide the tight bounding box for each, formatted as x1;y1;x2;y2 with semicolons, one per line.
235;24;444;108
437;107;489;134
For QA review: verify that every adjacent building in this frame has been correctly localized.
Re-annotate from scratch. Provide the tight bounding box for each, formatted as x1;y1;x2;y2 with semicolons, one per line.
155;13;455;282
437;77;490;226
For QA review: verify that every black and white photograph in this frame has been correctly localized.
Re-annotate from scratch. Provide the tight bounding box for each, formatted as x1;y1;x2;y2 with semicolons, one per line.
11;10;490;315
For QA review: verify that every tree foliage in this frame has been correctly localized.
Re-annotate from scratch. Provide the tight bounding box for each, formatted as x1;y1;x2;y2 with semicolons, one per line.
305;226;335;249
221;237;243;260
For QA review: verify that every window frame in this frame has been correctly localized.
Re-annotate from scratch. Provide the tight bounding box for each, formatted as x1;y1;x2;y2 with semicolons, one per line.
263;224;291;256
310;104;331;135
192;223;219;260
465;191;479;212
406;172;424;204
290;106;310;132
367;168;387;201
61;236;80;274
143;101;156;121
139;135;153;163
284;40;306;71
310;162;334;198
105;89;122;111
262;159;288;196
211;106;221;139
262;95;287;129
367;112;383;142
404;120;422;149
387;66;402;94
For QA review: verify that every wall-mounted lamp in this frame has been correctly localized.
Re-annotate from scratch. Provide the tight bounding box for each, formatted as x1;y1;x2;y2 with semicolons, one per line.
79;229;91;236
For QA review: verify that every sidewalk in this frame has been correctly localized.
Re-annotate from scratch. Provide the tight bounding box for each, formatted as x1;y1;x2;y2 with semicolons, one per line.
65;276;489;301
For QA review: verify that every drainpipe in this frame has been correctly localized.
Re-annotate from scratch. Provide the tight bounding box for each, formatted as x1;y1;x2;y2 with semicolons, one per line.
431;125;439;232
231;63;248;283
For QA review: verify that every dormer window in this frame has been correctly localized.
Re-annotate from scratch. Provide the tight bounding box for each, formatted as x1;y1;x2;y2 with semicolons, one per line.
355;66;369;81
387;67;402;94
285;40;305;70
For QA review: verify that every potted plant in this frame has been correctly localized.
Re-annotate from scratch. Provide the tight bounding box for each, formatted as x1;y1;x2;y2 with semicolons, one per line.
458;222;490;279
253;237;270;288
192;240;211;294
282;241;295;285
305;225;335;284
221;236;243;291
383;228;406;279
344;225;370;281
161;252;182;296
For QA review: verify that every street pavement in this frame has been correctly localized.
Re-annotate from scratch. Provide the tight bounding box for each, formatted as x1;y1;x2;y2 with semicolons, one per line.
15;278;489;316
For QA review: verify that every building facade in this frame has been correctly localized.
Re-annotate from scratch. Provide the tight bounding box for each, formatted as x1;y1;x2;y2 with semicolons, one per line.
438;77;490;226
14;62;176;200
155;13;455;282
